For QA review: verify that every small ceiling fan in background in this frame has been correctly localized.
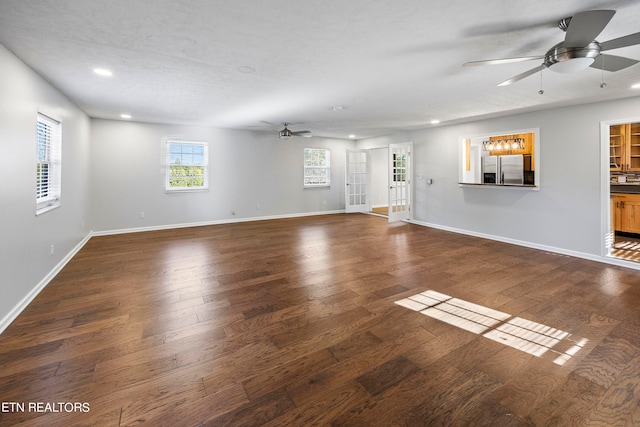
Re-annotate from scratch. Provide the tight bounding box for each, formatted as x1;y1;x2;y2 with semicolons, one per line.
464;10;640;86
278;123;312;139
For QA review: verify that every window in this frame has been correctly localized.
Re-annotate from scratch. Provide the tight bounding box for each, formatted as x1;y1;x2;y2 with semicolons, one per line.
304;148;330;187
165;140;208;191
392;153;406;182
36;113;61;214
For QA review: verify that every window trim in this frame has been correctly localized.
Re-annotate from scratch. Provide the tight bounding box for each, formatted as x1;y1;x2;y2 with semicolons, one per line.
303;147;331;188
165;139;209;192
36;112;62;215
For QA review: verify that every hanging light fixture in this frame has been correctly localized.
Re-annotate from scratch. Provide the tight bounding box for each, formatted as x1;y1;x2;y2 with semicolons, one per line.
482;138;525;152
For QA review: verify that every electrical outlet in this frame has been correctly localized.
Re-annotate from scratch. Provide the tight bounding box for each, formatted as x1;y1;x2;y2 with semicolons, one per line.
50;244;55;256
256;204;261;210
139;212;145;219
231;210;236;216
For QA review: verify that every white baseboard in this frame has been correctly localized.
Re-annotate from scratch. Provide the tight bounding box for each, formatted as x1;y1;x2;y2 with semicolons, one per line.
0;233;93;335
410;219;640;271
92;210;345;236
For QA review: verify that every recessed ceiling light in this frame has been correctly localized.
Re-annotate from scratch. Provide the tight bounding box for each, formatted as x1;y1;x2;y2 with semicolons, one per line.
349;134;356;139
632;83;640;89
93;68;113;77
332;105;344;111
120;114;132;119
238;66;256;73
431;119;441;124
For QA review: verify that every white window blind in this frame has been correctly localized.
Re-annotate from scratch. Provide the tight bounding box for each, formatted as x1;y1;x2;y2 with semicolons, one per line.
36;113;62;214
304;148;331;187
165;140;209;191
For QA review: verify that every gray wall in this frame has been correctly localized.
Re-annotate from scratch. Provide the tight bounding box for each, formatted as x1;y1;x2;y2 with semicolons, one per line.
90;119;353;232
0;44;91;328
3;32;640;333
357;97;640;258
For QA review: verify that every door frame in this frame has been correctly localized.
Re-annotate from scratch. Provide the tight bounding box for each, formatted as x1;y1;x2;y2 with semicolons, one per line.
601;116;640;261
348;143;413;222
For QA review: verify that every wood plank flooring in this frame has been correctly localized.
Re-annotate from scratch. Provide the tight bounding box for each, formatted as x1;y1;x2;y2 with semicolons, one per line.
612;233;640;262
370;206;388;216
2;213;640;426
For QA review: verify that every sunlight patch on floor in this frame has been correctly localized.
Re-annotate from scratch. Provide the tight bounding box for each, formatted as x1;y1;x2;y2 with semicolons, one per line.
395;290;587;365
611;238;640;262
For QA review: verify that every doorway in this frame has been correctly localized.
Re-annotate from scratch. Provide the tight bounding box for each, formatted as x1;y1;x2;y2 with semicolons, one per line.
602;118;640;264
345;143;413;223
369;147;389;216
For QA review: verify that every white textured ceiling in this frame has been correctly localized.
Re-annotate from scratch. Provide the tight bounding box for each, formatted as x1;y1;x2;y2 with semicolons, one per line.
1;0;640;139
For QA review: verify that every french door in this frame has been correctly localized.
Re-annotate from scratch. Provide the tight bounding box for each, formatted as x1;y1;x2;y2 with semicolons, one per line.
388;142;412;222
345;150;370;213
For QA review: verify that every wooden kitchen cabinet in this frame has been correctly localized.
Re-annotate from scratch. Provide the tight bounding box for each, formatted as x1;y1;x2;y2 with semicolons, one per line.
612;193;640;234
610;124;624;171
630;123;640;171
610;123;640;171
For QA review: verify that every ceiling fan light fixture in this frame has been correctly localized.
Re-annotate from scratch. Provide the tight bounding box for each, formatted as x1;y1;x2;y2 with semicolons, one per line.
544;42;600;73
279;128;292;139
549;57;595;73
278;122;311;138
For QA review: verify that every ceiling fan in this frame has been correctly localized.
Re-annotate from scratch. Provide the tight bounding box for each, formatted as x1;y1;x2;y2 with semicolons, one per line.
464;10;640;86
278;123;312;139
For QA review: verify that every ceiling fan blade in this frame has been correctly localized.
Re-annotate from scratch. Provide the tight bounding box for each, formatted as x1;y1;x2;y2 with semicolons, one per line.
600;31;640;51
463;56;543;67
497;64;546;86
591;54;639;72
564;10;615;47
292;131;312;137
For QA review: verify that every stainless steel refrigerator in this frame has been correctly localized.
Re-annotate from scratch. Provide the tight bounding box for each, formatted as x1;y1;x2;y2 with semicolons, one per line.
481;154;524;185
499;154;524;185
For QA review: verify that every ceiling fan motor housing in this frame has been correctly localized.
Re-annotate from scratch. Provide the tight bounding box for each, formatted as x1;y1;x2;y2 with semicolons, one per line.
544;41;601;72
279;128;292;138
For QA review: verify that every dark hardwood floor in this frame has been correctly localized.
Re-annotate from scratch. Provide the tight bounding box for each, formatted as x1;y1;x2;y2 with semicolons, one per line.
612;233;640;263
2;213;640;426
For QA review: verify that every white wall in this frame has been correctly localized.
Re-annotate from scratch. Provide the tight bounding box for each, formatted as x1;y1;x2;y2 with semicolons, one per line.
90;119;354;232
370;147;388;207
357;97;640;259
0;44;91;329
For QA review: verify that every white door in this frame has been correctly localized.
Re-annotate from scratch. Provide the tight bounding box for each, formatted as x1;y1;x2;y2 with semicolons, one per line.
388;142;411;222
345;150;370;213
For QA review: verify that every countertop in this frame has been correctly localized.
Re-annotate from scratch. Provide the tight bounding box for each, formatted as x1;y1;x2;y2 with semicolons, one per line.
611;183;640;194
